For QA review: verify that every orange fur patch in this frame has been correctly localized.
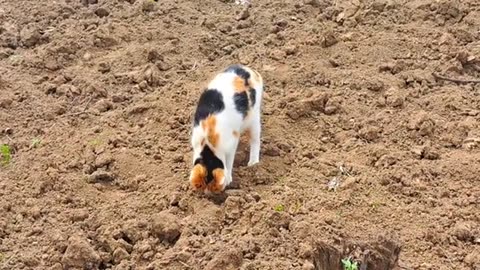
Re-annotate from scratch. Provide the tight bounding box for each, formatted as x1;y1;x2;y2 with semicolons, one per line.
200;138;206;146
206;168;225;193
190;164;207;190
201;115;219;147
233;76;248;92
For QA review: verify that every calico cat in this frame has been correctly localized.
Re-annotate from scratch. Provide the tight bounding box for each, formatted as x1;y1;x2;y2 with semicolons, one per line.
189;64;264;193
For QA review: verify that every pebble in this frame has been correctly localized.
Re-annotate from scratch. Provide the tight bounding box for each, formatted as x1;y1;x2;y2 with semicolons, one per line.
88;170;115;183
95;7;110;18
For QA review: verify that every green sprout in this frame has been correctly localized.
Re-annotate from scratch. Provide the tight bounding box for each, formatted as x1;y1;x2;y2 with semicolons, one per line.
31;138;41;148
274;204;285;212
89;139;102;146
341;258;359;270
0;144;11;165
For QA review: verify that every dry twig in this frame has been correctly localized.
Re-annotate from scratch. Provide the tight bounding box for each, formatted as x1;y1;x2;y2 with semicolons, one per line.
432;72;480;84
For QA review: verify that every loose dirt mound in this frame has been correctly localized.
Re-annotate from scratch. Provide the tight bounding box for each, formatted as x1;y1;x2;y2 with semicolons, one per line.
1;0;479;269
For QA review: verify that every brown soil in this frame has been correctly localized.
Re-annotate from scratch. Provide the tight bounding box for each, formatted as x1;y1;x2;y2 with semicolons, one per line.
1;0;479;269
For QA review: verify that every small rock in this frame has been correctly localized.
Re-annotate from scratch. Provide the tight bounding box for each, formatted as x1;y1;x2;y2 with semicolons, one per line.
50;263;63;270
114;261;132;270
236;8;250;20
95;155;114;168
172;154;184;163
340;177;357;188
452;222;473;242
439;33;455;45
364;79;385;92
385;87;404;108
81;0;98;5
151;211;181;244
61;235;101;269
20;24;41;47
266;211;291;230
371;0;386;12
3;128;13;135
250;192;261;202
358;126;381;142
0;98;13;108
264;144;281;156
170;192;181;206
302;261;315;270
0;48;14;59
298;243;313;259
205;248;243;270
95;7;110;17
464;249;480;266
112;94;128;103
113;248;129;264
408;111;435;136
386;95;404;108
412;145;440;160
320;30;338;48
324;105;338;115
147;49;163;63
419;120;435;136
287;93;329;120
88;170;115;183
0;22;20;49
284;45;298;55
141;0;156;12
98;62;111;73
94;99;113;113
156;60;170;71
83;52;92;61
70;209;89;222
269;49;286;61
304;0;320;7
224;196;244;220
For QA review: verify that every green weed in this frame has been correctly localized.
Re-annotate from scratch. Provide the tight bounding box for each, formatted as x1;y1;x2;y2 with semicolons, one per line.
341;258;359;270
89;139;102;146
274;204;285;212
0;144;11;165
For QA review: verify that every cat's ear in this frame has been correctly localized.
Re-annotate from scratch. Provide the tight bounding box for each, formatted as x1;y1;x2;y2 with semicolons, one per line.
190;164;207;190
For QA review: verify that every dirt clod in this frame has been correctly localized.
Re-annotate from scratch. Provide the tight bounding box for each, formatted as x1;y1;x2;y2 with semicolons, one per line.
452;222;474;242
151;211;181;244
61;235;101;269
113;247;130;264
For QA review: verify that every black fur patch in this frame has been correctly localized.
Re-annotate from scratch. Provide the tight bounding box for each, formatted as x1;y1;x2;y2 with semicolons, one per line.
225;64;250;86
249;88;256;107
193;88;225;126
194;145;224;184
233;91;249;118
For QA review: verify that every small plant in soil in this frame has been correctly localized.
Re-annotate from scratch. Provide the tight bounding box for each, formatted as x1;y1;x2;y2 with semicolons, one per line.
0;144;11;165
274;204;285;212
341;257;359;270
31;138;41;148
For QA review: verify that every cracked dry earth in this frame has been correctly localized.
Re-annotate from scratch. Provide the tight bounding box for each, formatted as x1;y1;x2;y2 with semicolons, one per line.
0;0;479;269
